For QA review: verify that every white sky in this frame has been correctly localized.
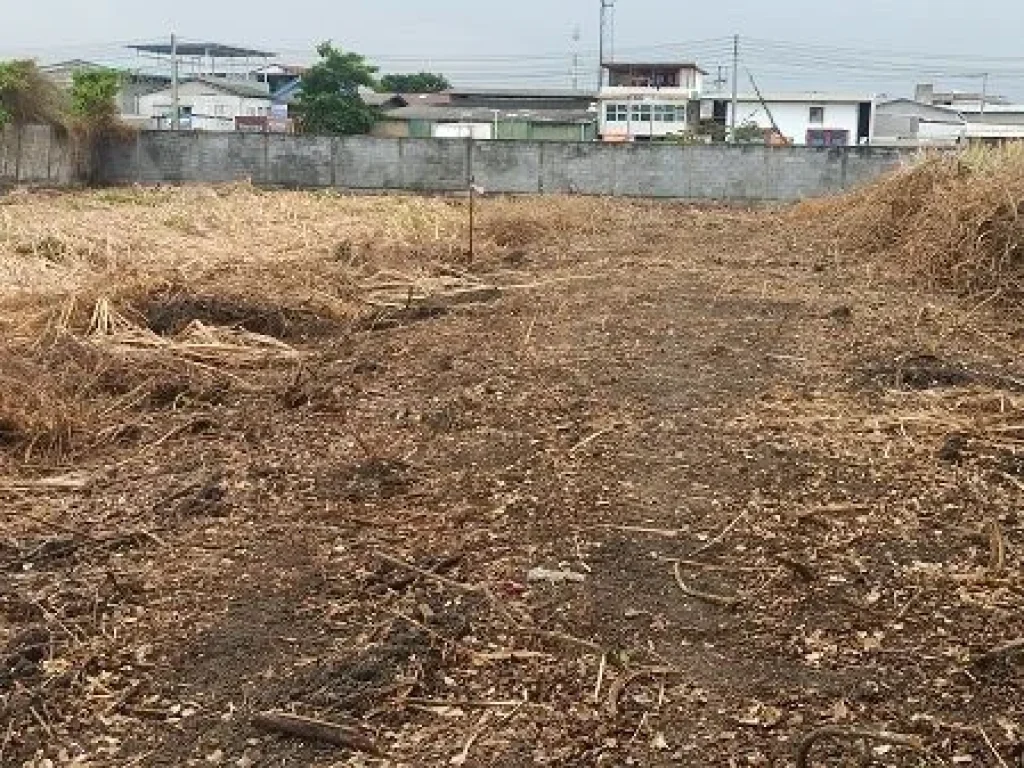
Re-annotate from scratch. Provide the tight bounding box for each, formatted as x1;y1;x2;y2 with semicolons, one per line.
3;0;1023;98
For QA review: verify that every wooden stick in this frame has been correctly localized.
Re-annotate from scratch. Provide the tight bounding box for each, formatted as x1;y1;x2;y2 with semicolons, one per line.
795;726;922;768
252;711;380;756
673;562;740;608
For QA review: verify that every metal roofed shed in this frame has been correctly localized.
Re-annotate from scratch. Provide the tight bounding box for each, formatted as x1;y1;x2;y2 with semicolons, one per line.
127;42;276;58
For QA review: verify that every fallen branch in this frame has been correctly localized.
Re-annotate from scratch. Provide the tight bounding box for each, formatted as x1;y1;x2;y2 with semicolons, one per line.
375;551;479;595
252;711;380;755
673;562;741;608
795;726;922;768
690;506;752;556
606;667;683;717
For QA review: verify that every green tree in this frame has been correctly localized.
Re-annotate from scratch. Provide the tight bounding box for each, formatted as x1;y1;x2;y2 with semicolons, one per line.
295;42;378;135
70;69;122;122
379;72;451;93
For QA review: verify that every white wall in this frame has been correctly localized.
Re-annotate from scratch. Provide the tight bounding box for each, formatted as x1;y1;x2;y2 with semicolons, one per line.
137;82;271;132
725;100;865;146
433;123;492;140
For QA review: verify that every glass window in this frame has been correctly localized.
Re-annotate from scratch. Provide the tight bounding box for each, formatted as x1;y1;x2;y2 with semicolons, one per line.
809;106;825;124
605;103;628;122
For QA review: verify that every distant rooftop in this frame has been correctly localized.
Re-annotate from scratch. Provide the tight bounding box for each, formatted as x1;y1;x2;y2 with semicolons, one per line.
703;91;876;103
447;87;596;99
605;61;708;75
127;42;275;58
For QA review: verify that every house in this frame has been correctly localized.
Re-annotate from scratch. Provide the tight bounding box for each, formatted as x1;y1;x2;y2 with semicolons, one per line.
136;77;272;131
598;62;705;141
702;92;876;146
873;98;965;146
374;88;596;141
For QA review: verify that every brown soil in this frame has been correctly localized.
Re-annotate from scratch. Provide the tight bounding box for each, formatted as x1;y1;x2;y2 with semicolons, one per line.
0;190;1022;768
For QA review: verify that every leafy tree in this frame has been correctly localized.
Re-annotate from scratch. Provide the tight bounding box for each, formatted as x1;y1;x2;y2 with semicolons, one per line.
70;69;122;122
0;60;65;128
379;72;451;93
295;42;378;135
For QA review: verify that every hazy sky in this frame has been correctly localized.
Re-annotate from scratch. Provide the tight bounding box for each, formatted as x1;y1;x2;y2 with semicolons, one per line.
4;1;1024;98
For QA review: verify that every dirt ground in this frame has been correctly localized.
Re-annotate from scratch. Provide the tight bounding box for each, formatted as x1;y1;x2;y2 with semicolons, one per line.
0;188;1021;767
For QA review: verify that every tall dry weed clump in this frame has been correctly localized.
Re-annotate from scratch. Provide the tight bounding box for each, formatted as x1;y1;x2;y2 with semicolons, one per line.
796;145;1024;297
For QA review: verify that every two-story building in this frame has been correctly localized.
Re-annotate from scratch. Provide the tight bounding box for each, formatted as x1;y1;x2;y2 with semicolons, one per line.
598;62;705;141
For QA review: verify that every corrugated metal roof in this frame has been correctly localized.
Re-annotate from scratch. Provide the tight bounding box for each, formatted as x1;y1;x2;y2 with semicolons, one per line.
701;91;876;103
127;42;275;58
384;105;596;123
446;87;597;99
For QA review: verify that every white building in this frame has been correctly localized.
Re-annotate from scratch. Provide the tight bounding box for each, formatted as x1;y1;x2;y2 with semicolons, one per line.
702;92;876;146
136;78;273;131
874;96;1024;146
598;62;705;141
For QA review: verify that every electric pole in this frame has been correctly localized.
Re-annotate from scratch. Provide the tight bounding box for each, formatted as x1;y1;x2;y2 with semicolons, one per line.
572;26;582;91
981;72;989;115
171;33;180;131
598;0;615;90
729;34;739;144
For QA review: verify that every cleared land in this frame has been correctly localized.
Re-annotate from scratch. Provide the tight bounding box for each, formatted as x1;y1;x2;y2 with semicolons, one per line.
0;175;1022;767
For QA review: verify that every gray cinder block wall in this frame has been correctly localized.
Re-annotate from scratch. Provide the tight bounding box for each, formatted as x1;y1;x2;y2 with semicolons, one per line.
0;124;79;185
8;127;908;201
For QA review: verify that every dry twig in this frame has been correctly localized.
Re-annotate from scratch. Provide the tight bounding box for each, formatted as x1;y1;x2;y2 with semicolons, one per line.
252;711;380;755
673;561;741;608
795;726;923;768
606;667;683;717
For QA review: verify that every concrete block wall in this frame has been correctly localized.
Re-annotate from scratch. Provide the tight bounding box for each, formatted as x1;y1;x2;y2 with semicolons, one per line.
0;124;79;185
91;132;908;201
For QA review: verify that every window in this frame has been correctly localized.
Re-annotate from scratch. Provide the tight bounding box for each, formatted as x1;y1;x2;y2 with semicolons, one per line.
653;104;687;123
809;106;825;124
631;103;653;121
214;105;228;117
604;103;629;122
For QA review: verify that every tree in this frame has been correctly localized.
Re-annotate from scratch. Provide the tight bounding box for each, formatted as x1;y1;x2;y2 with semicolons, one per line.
295;42;378;135
379;72;451;94
70;69;122;122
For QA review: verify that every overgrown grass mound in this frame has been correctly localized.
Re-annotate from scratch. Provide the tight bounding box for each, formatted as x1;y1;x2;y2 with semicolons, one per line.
796;144;1024;298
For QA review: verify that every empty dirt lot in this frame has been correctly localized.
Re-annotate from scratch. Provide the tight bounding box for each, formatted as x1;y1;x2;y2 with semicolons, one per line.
0;180;1021;766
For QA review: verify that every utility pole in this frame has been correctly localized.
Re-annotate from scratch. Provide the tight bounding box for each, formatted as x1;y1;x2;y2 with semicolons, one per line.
729;34;739;144
572;26;582;91
981;72;989;115
171;33;180;131
598;0;615;90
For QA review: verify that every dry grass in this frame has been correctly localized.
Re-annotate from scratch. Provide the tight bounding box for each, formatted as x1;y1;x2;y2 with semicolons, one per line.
0;186;667;458
794;143;1024;298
